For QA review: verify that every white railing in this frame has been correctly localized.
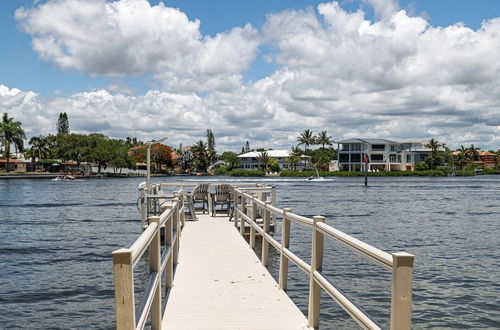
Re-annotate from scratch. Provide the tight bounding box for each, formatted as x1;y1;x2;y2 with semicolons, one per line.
233;187;414;330
112;189;185;330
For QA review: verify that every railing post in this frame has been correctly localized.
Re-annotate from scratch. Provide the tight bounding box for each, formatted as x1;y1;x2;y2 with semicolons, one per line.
271;185;277;224
390;252;414;330
234;194;240;227
239;194;246;236
140;187;146;231
262;201;271;267
250;194;257;248
164;205;174;289
112;248;135;330
308;216;325;329
179;190;185;229
232;187;239;226
172;196;180;265
279;208;291;291
149;216;162;330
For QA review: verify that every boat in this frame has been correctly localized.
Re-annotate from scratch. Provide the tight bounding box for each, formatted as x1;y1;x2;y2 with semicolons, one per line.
52;175;76;181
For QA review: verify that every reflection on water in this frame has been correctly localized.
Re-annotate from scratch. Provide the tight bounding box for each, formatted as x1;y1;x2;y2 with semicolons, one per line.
1;176;499;329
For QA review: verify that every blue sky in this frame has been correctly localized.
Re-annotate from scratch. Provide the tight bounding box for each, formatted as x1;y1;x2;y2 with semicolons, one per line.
1;0;500;150
2;0;499;96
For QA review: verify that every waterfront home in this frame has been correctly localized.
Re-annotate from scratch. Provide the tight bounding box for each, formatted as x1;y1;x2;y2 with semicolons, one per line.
238;150;291;170
337;138;433;171
451;150;498;169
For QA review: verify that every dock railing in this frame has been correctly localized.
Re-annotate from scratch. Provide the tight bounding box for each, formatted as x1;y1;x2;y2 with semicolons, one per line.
112;189;184;330
233;186;414;330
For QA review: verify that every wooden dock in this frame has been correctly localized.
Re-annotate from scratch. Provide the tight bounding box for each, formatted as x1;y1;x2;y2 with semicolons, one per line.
112;183;414;330
163;214;308;329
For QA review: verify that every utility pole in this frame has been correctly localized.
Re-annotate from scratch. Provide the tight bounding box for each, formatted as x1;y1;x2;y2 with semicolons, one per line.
363;153;369;186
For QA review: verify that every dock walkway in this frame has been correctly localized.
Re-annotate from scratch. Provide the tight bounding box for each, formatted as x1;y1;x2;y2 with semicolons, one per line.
162;214;309;330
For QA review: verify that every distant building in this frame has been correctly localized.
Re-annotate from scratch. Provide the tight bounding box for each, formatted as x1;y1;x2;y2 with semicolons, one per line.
451;150;498;169
337;138;434;171
238;150;291;170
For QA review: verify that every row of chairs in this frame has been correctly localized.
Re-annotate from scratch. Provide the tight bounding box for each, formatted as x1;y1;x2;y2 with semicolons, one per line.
192;184;232;217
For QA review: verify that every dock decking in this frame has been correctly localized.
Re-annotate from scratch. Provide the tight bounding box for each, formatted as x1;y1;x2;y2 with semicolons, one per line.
162;214;309;329
113;183;414;330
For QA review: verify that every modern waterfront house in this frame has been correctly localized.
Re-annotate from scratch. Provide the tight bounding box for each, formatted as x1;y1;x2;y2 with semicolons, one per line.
337;138;433;171
238;150;291;170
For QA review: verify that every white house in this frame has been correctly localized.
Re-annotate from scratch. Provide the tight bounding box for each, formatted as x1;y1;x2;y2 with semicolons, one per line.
238;150;291;170
337;138;434;171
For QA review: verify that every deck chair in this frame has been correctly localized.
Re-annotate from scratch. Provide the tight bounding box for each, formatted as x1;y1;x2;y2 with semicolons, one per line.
212;184;232;217
192;184;210;214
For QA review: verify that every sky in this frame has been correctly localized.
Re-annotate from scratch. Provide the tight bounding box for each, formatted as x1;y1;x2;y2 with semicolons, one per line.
1;0;500;152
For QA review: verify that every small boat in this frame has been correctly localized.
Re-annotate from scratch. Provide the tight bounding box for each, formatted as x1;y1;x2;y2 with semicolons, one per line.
52;175;76;181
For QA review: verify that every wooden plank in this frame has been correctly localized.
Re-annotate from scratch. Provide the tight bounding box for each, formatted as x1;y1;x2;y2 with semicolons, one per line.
163;214;309;330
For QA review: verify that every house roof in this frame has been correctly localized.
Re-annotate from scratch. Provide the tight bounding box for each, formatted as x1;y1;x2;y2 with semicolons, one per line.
238;150;290;158
337;138;399;144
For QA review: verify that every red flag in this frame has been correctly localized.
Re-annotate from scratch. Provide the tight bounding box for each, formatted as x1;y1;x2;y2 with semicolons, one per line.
363;154;369;163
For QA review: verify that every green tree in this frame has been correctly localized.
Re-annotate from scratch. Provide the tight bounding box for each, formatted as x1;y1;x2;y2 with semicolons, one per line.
457;145;469;175
206;129;216;166
311;148;334;171
297;129;315;152
286;146;303;171
257;151;270;171
57;112;70;135
55;134;89;165
108;139;136;173
316;131;333;148
0;113;26;171
220;151;240;170
87;134;113;173
425;138;443;169
467;144;480;161
29;135;50;160
191;140;209;172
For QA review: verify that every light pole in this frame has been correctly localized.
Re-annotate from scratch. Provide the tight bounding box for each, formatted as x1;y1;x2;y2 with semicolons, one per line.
146;137;168;195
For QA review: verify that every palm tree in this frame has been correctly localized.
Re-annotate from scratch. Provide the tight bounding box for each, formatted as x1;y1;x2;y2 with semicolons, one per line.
257;151;270;171
467;144;480;161
425;138;442;170
29;135;50;160
191;140;208;172
297;130;315;152
316;131;333;148
0;113;26;171
457;145;468;175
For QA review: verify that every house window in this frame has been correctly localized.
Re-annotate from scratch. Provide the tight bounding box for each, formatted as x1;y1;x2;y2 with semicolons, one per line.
390;145;396;152
406;155;412;163
341;144;349;151
372;144;385;151
352;144;361;151
351;153;361;162
371;154;383;161
339;154;349;162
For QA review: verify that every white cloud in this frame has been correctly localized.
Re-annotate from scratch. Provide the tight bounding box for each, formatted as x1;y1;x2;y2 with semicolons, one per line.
15;0;259;92
5;1;500;150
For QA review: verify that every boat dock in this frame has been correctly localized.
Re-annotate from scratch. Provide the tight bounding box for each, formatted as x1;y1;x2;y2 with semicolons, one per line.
163;213;308;329
112;183;414;330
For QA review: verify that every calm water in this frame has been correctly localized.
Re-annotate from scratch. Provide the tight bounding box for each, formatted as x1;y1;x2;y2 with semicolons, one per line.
1;176;499;329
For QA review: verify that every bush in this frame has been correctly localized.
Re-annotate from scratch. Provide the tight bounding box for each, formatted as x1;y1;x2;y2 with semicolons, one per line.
414;161;429;171
279;170;450;177
229;169;265;177
214;166;229;175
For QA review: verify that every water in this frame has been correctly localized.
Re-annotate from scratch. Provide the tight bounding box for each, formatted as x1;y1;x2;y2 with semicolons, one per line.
1;176;499;329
